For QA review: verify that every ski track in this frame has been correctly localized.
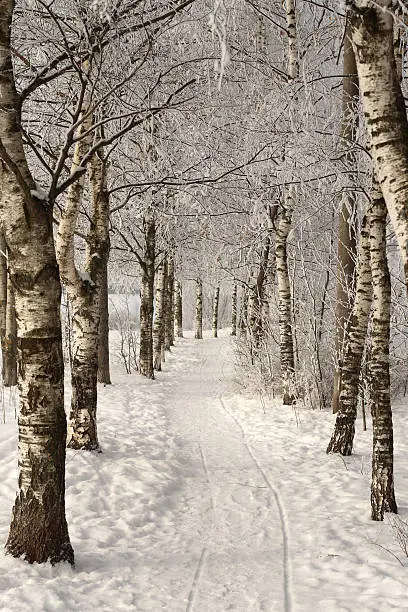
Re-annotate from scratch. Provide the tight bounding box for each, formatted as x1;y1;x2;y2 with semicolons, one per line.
185;445;212;612
218;396;292;612
185;546;208;612
216;337;292;610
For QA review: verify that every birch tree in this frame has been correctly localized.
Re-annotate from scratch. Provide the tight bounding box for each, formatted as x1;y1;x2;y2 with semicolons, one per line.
164;257;175;350
327;210;372;455
0;232;17;386
153;259;167;371
98;252;111;384
0;0;73;564
138;214;156;378
56;98;106;451
195;279;203;339
327;1;405;513
212;286;220;337
332;19;359;413
349;1;408;287
275;0;298;404
174;279;183;338
276;195;296;404
4;275;17;387
369;191;397;520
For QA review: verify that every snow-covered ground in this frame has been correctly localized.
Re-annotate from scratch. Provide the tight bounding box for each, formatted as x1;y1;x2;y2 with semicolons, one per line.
0;331;408;611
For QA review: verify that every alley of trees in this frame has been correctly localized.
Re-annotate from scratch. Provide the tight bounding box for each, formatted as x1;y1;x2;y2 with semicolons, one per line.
0;0;408;566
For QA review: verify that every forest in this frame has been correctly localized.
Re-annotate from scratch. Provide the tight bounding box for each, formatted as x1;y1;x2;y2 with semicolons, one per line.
1;0;408;610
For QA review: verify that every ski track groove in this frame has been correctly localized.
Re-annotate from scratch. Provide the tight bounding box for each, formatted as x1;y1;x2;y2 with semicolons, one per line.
218;395;293;612
186;546;208;612
199;443;215;512
185;443;215;612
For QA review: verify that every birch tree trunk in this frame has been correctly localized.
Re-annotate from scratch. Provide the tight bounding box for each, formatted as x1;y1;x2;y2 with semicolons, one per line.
97;254;111;384
349;1;408;288
369;192;397;520
327;211;373;455
195;279;203;340
174;279;183;338
160;258;168;364
276;202;296;404
212;286;220;338
69;302;99;450
57;117;109;451
0;0;73;563
285;0;298;79
4;275;17;387
231;284;237;336
0;234;17;386
275;0;298;405
164;257;175;350
139;216;155;379
333;20;359;413
153;260;166;371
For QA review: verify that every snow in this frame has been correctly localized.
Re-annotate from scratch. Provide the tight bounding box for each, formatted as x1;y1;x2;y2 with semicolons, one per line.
77;270;95;286
0;332;408;610
30;184;48;202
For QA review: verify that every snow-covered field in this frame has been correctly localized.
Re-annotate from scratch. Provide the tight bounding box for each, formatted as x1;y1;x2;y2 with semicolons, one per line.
0;331;408;611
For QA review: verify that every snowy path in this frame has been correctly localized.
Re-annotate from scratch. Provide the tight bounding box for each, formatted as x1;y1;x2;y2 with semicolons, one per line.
1;332;408;611
163;337;291;612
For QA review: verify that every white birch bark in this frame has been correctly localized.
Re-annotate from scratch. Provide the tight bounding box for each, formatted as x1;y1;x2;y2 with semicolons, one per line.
153;260;166;370
56;108;108;451
212;286;220;338
139;215;155;379
349;1;408;287
276;199;296;404
333;19;359;413
327;210;373;455
164;257;175;350
369;186;397;520
285;0;298;80
0;0;73;563
195;279;203;340
160;258;168;363
4;274;17;387
174;279;183;338
275;0;299;404
0;232;15;385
